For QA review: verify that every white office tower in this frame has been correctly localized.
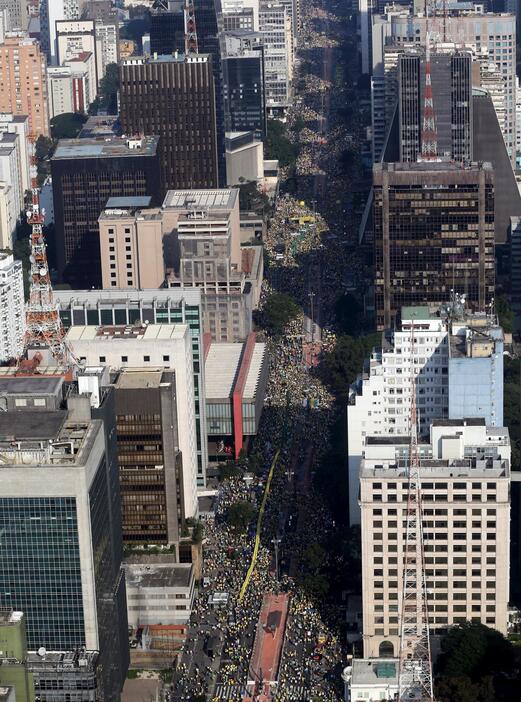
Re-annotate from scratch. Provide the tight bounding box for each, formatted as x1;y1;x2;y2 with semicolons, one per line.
65;323;199;519
259;2;294;115
347;305;504;524
222;0;260;30
0;251;24;361
40;0;80;64
360;419;510;659
0;0;27;30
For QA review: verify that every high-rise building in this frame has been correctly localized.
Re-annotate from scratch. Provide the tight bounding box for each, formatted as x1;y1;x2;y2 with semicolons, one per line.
397;50;473;162
0;34;49;136
0;114;30;195
360;418;510;658
0;609;34;702
0;132;23;226
259;2;293;115
373;161;495;330
119;54;219;192
56;19;98;80
80;0;119;82
27;649;98;702
348;304;504;524
389;8;517;164
47;67;74;118
0;252;25;362
50;135;161;287
96;189;263;343
223;31;266;138
54;287;209;485
39;0;80;64
0;377;128;701
223;8;255;31
65;325;200;526
222;0;260;30
0;1;27;30
149;0;185;55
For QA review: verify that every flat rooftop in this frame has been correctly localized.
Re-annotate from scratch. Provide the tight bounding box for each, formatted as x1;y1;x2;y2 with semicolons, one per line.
401;305;437;321
350;658;398;686
115;369;167;389
163;189;238;211
0;376;63;395
0;608;22;625
122;52;211;65
374;160;493;173
66;324;189;342
105;196;152;208
52;135;159;160
0;411;66;441
54;287;202;307
125;564;193;589
205;343;242;398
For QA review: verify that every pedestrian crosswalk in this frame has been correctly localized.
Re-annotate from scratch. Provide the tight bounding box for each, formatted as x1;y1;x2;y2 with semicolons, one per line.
213;683;243;700
213;682;310;701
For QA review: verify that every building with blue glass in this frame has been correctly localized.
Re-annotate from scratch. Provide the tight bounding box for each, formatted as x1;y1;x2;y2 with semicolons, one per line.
0;375;128;702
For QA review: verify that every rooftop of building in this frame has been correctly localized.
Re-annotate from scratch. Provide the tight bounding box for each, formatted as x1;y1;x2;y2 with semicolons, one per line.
401;305;437;321
0;687;13;702
205;341;266;400
361;457;508;479
115;369;168;390
26;649;99;669
121;52;211;65
431;417;486;426
99;205;162;221
66;323;189;343
374;160;493;173
105;196;152;209
347;658;398;686
78;114;120;139
124;563;193;589
163;189;239;211
0;376;63;395
0;608;23;625
52;135;159;160
54;287;202;306
0;411;98;467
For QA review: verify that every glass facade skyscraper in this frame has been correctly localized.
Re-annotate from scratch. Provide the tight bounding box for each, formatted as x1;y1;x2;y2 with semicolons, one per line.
0;497;84;650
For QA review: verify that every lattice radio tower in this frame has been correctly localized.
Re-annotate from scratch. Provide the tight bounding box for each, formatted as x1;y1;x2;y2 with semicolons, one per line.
420;26;438;161
24;136;67;364
397;322;435;702
184;0;199;53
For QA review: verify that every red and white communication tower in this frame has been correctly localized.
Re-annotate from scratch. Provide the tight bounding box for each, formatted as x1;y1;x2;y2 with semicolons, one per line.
24;136;67;364
184;0;199;53
397;323;435;702
420;33;438;161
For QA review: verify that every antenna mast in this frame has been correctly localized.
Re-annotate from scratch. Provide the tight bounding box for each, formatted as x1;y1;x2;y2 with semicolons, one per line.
25;135;67;364
397;322;434;702
184;0;198;53
420;12;438;160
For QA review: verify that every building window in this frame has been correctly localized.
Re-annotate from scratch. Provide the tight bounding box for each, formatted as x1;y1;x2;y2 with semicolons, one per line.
121;356;128;363
163;355;170;362
99;356;106;363
144;355;150;362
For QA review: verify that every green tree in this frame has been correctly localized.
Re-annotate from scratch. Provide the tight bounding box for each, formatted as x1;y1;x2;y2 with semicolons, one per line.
50;112;87;139
226;500;255;532
303;542;326;572
238;180;270;216
334;293;365;335
437;622;516;681
218;461;241;481
266;119;298;168
320;333;380;403
263;292;301;335
496;295;515;334
97;63;119;114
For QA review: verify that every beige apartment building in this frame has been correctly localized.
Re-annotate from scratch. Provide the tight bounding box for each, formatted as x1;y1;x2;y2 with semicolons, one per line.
98;189;263;342
0;34;49;136
360;418;510;660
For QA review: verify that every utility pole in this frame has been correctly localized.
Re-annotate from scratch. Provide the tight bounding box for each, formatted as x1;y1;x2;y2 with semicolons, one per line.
272;538;281;581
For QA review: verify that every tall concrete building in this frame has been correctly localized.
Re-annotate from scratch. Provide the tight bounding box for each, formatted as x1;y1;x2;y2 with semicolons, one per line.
119;54;219;192
348;304;504;524
0;609;34;702
0;252;25;362
54;287;209;485
51;136;161;287
360;419;510;658
223;31;266;138
56;19;98;81
373;161;495;331
150;0;185;55
97;189;263;343
27;649;98;702
388;7;517;164
0;376;128;701
0;1;27;30
0;113;30;195
259;1;293;115
65;324;200;522
40;0;80;64
397;49;473;162
0;34;48;136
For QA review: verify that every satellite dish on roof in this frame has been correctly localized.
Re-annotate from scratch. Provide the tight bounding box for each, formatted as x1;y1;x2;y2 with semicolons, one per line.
38;647;46;657
39;266;47;276
29;255;35;263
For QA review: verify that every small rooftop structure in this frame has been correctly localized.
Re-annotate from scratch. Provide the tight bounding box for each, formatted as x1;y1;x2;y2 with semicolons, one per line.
66;324;188;343
52;135;159;160
163;188;239;211
105;196;152;209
